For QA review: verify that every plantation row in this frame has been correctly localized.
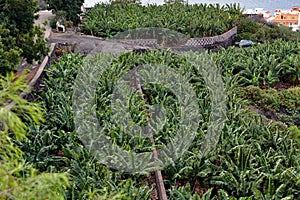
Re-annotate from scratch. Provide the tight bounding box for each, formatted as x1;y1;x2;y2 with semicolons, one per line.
20;40;300;199
82;3;244;38
211;40;300;86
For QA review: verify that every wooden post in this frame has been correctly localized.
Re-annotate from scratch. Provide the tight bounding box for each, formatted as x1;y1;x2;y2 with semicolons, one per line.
128;67;168;200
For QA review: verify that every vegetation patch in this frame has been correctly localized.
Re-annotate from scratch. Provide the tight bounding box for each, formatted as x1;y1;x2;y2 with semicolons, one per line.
82;3;243;38
2;2;300;199
211;40;300;87
242;86;300;126
17;50;300;199
236;16;300;42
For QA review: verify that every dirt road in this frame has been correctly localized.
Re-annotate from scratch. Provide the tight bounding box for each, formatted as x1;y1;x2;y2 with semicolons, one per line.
50;32;151;55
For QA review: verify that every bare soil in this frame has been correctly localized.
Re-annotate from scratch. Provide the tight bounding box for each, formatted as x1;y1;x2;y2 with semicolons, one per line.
50;31;150;55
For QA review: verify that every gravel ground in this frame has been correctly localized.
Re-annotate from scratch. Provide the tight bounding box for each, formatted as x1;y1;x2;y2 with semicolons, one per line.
50;32;151;55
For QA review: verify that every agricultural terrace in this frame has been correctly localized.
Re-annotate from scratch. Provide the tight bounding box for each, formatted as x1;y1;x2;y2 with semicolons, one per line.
82;3;243;38
20;39;300;198
1;2;300;200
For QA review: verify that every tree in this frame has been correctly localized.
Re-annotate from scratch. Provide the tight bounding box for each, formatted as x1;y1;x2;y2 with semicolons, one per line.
0;0;38;34
0;73;69;199
0;0;48;75
0;35;21;74
46;0;84;24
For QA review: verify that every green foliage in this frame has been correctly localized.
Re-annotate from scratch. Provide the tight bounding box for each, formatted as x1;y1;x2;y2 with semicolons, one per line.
0;0;48;75
0;165;69;200
211;40;300;86
50;10;67;29
0;73;69;199
46;0;84;24
40;53;82;132
165;107;300;199
241;86;300;127
0;36;21;75
49;10;74;29
0;0;39;34
169;183;201;200
1;1;299;198
21;53;152;199
95;50;189;153
236;18;260;41
236;18;300;42
50;17;58;29
241;86;279;111
23;50;300;199
243;86;300;113
82;3;244;37
92;179;151;199
278;88;300;111
0;73;43;140
288;126;300;147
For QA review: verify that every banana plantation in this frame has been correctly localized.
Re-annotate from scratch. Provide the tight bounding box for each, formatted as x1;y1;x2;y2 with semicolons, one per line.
82;3;243;38
1;2;300;200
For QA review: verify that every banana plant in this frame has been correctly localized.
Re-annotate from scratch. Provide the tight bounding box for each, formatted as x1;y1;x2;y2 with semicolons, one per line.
20;46;300;200
82;3;244;38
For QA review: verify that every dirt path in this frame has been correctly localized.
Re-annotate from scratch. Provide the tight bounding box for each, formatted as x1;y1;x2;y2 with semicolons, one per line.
50;32;148;55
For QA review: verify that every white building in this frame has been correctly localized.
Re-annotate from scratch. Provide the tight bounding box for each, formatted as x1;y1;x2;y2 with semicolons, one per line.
242;8;272;20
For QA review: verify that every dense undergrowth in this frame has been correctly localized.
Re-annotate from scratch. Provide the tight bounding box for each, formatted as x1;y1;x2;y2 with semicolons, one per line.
236;16;300;43
0;74;69;199
242;86;300;126
20;39;300;199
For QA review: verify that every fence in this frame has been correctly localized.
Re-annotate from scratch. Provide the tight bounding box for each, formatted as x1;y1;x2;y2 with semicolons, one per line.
113;26;238;50
184;26;237;48
115;39;158;47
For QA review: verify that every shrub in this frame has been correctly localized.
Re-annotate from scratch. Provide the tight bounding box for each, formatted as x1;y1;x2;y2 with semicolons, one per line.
0;73;69;199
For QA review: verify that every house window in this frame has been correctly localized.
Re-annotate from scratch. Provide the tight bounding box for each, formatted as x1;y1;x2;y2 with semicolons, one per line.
289;22;293;26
